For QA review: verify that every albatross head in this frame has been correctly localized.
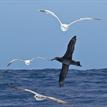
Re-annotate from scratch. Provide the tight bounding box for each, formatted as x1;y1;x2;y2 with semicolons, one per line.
61;24;69;32
76;61;82;67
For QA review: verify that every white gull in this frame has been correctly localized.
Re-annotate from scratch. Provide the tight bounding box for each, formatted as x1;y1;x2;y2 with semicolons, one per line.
39;9;101;32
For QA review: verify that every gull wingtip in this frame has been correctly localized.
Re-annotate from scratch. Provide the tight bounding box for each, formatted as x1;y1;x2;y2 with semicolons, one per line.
39;9;46;13
94;18;102;20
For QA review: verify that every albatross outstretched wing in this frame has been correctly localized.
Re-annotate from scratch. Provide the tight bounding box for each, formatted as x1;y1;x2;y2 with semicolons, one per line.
59;64;69;87
63;36;77;59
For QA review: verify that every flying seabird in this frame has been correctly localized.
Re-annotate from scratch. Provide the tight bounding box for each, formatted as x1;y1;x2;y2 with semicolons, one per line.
8;83;67;104
51;36;81;87
6;57;47;67
39;9;101;32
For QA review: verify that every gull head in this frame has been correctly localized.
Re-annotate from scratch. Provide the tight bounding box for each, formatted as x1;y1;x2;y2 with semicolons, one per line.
24;60;31;65
34;95;46;101
61;24;69;32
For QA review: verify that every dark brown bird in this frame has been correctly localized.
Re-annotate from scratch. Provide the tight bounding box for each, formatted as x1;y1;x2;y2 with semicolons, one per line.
51;36;81;87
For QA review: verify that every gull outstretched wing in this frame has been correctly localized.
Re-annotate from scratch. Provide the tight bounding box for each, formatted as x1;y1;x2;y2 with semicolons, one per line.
39;9;62;25
69;17;101;26
7;59;20;67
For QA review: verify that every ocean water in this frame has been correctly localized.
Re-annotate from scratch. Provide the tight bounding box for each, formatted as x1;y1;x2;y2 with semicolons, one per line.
0;68;107;107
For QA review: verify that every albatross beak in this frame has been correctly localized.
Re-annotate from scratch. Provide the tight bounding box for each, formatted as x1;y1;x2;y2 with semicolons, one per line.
50;58;55;61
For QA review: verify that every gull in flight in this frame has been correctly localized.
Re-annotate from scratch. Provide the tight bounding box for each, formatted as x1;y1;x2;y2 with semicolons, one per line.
24;89;66;104
51;36;81;87
8;83;67;104
39;9;101;32
6;57;48;67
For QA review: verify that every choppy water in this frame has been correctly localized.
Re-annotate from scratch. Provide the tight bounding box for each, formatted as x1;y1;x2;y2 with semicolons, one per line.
0;68;107;107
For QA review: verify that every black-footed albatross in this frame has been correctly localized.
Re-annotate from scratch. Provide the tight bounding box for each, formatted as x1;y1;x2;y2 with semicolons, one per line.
51;36;81;87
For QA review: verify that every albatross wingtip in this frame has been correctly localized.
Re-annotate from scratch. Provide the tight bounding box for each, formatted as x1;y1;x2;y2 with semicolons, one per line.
72;35;77;40
73;35;76;38
59;81;64;87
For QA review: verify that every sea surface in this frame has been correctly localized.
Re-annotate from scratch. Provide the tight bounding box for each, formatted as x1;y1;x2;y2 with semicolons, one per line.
0;68;107;107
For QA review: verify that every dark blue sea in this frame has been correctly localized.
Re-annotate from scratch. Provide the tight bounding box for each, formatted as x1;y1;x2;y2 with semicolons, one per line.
0;68;107;107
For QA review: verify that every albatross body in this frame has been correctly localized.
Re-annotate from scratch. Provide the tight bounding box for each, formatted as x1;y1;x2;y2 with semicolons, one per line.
51;36;81;87
39;9;101;32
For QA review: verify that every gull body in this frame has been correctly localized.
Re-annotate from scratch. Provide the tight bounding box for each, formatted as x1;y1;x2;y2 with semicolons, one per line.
51;36;81;87
39;9;101;32
61;24;69;32
24;88;47;101
24;60;32;65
